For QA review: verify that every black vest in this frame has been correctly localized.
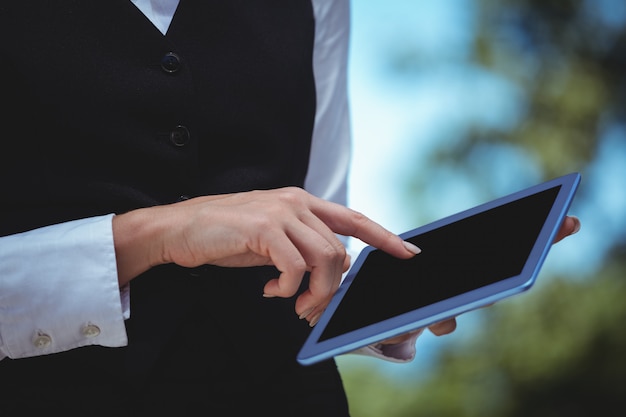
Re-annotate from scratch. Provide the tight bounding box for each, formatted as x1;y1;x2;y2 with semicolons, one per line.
0;2;349;415
0;0;315;234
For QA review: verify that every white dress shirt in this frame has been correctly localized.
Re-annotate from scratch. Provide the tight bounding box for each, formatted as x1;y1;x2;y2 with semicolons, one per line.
0;0;352;360
0;0;419;363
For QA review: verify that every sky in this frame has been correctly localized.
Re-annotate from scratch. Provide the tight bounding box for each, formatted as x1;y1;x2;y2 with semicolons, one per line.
346;0;626;272
347;0;476;235
339;0;488;379
338;0;626;379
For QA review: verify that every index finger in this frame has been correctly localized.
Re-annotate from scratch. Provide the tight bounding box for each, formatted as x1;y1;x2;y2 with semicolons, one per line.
310;199;420;259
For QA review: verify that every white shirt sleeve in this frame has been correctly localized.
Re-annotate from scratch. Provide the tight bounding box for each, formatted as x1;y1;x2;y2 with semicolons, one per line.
350;329;423;363
306;0;352;209
0;215;128;360
308;0;419;363
0;0;417;364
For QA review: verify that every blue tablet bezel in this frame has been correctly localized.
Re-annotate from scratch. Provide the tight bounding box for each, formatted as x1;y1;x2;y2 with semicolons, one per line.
297;172;581;365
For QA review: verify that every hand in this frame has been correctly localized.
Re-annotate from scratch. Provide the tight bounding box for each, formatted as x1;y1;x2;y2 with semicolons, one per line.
113;187;421;325
379;214;582;345
553;214;581;244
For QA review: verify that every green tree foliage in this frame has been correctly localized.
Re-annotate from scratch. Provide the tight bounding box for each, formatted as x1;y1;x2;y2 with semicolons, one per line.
413;0;626;183
400;256;626;417
341;1;626;415
344;258;626;416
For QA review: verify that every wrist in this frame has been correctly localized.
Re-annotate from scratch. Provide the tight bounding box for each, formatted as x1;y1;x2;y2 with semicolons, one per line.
112;206;169;286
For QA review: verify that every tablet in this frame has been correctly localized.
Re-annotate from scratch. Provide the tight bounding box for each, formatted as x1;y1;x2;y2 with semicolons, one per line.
297;172;581;365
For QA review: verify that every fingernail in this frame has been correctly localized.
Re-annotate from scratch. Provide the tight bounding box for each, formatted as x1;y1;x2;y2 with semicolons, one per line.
263;293;275;298
403;241;421;255
298;307;315;320
571;216;581;235
309;312;322;327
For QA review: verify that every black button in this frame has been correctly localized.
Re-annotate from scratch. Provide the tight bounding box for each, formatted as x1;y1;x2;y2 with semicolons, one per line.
161;52;181;73
177;195;190;202
169;125;190;146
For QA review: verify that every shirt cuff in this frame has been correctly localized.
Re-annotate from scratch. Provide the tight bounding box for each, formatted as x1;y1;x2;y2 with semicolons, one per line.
350;329;424;363
0;214;128;359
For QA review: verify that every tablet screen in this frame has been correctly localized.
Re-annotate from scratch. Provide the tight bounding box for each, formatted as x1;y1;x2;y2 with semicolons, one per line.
298;172;580;365
318;185;560;341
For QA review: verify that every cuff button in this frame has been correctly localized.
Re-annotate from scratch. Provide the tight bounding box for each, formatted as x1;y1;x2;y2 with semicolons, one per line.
81;324;101;338
33;332;52;349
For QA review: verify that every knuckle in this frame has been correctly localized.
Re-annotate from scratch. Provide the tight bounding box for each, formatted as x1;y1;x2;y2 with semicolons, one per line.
278;261;307;295
290;257;308;275
350;209;368;225
319;241;346;263
348;209;371;233
276;187;308;206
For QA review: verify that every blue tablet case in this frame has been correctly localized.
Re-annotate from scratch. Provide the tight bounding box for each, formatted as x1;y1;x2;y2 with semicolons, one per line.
297;172;581;365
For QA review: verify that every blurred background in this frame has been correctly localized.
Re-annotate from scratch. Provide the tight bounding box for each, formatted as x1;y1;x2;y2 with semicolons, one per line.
338;0;626;416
